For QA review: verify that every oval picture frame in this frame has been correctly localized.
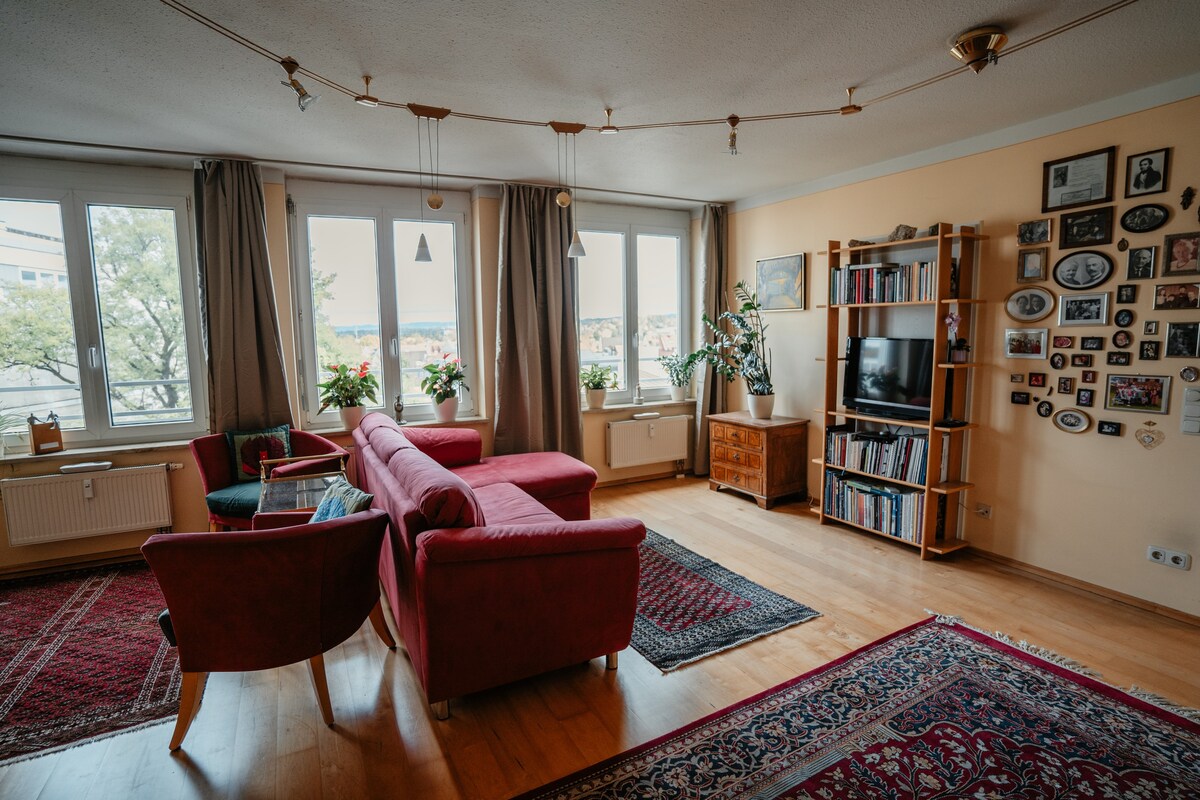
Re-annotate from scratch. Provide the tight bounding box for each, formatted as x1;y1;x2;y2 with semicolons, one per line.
1114;308;1134;328
1053;408;1091;433
1120;203;1170;234
1004;286;1055;322
1112;330;1133;349
1037;400;1054;417
1053;251;1113;290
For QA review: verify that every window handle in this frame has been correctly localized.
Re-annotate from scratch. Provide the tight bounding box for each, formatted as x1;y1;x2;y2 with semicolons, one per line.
389;338;398;358
88;346;99;369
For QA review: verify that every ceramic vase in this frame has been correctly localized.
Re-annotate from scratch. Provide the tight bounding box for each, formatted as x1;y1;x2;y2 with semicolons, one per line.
434;395;459;423
586;388;607;410
670;385;687;402
339;405;365;430
747;393;775;420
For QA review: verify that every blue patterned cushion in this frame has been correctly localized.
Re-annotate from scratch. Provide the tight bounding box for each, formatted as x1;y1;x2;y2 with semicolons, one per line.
310;477;373;523
225;424;291;482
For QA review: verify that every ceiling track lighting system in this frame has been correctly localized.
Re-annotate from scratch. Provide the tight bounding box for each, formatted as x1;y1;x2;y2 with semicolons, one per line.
725;115;740;156
949;26;1009;74
412;105;450;263
839;87;862;115
354;75;379;107
279;56;319;111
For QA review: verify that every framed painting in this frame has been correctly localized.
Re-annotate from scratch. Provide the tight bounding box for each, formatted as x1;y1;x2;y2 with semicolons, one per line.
756;253;806;311
1125;148;1169;198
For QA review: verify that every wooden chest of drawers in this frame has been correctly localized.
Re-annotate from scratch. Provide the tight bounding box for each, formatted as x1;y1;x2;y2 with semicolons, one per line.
708;411;808;509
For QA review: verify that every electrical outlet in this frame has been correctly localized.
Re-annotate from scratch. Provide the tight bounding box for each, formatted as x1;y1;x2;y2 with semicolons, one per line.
1147;546;1192;570
974;503;991;519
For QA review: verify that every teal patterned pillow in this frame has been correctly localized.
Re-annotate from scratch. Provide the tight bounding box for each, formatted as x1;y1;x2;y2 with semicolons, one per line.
226;424;292;482
310;477;374;523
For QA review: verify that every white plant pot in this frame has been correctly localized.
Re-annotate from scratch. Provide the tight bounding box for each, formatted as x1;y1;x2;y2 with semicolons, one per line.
670;385;687;402
434;395;459;423
586;388;607;410
747;393;775;420
339;405;365;430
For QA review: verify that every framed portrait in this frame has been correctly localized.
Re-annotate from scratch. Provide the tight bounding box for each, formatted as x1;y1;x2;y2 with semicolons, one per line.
1104;374;1170;414
1010;373;1025;383
1125;148;1169;198
1070;354;1092;367
1114;309;1135;328
1076;388;1094;407
1036;400;1054;418
1053;408;1091;433
1080;336;1104;350
1059;206;1113;249
1097;420;1122;436
1140;340;1160;360
1053;251;1113;290
1011;391;1031;405
1043;146;1115;212
1126;247;1157;280
1058;292;1108;326
1004;328;1047;359
1004;286;1054;322
1116;285;1137;304
1017;219;1052;245
1050;352;1066;369
1017;248;1049;283
756;253;806;311
1144;320;1158;335
1163;232;1200;276
1152;282;1200;310
1057;377;1074;393
1028;372;1046;387
1120;204;1169;234
1112;330;1133;349
1107;351;1131;366
1081;370;1097;384
1165;322;1200;357
1052;335;1074;348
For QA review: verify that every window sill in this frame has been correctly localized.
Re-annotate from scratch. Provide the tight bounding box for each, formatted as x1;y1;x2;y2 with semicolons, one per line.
582;399;694;414
312;415;492;435
0;438;194;467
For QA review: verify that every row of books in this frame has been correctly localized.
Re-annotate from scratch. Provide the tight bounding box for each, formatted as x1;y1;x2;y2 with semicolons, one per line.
829;261;937;305
825;428;928;484
822;472;925;543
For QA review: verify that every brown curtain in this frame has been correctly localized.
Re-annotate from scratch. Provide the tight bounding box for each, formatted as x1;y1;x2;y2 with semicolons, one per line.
494;184;583;458
693;204;728;475
194;160;293;432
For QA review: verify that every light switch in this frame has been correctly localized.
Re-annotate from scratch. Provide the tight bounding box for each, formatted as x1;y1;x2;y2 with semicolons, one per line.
1183;388;1200;436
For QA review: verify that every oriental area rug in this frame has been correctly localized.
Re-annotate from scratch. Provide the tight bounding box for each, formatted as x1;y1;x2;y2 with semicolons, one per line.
518;615;1200;799
0;563;180;764
633;530;820;672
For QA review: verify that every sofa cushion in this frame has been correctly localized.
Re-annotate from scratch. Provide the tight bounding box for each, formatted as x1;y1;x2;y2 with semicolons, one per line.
205;481;261;519
463;452;597;500
226;424;291;482
388;447;484;529
471;483;561;526
310;477;374;523
395;426;483;467
364;420;417;464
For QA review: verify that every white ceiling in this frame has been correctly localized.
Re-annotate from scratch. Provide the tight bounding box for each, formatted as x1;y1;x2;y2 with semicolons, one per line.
2;0;1199;208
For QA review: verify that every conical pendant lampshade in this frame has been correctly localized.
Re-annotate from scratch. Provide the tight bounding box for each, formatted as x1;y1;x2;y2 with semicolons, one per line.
414;232;432;262
567;229;586;258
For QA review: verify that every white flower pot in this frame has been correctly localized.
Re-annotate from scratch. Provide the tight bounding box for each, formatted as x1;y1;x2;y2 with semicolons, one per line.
434;395;459;423
339;405;365;430
670;385;687;402
586;388;607;410
747;393;775;420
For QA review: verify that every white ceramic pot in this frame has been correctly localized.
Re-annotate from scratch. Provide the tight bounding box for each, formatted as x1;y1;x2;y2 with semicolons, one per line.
339;405;365;430
434;395;459;423
586;388;607;410
747;393;775;420
670;385;687;402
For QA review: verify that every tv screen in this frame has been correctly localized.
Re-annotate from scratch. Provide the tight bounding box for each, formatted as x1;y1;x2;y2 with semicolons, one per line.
842;337;934;420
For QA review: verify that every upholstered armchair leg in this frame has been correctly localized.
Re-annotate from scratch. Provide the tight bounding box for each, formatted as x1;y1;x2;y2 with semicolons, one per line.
368;599;396;650
307;654;335;727
208;522;220;532
431;700;449;720
169;671;208;751
606;652;619;670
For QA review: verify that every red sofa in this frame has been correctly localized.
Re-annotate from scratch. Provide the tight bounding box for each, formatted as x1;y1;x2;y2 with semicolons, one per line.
352;413;645;718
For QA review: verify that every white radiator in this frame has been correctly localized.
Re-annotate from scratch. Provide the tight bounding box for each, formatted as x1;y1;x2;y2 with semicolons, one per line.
1;464;172;546
606;415;689;469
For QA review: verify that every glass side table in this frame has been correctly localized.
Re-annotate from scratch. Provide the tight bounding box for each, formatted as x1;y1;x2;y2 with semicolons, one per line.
257;474;340;514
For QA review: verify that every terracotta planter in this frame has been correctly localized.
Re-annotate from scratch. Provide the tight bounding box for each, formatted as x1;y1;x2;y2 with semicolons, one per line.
747;393;775;420
586;388;607;409
434;395;459;423
670;385;687;402
339;405;365;430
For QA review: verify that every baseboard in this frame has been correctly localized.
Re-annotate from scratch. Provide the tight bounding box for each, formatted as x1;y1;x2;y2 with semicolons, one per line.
596;470;690;488
0;548;145;581
968;548;1200;628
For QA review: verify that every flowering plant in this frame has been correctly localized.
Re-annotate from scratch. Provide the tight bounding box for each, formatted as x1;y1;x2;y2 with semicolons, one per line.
944;312;962;342
317;362;380;411
421;354;470;403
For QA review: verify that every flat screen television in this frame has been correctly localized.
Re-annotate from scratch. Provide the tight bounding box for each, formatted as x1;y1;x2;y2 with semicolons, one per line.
842;337;935;421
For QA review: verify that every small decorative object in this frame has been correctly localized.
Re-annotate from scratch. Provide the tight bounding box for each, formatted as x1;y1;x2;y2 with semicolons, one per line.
1076;389;1095;408
1003;328;1047;359
317;361;380;429
949;340;971;363
1105;374;1170;414
1053;251;1113;290
1119;238;1131;252
1120;204;1169;234
657;353;698;402
1029;372;1047;387
1080;336;1104;350
1112;330;1133;349
1059;206;1113;249
1126;247;1157;280
1011;391;1031;405
1165;322;1200;357
1097;420;1122;436
1036;400;1054;417
1081;370;1097;384
846;238;872;248
580;363;617;409
1124;148;1169;198
1163;231;1200;276
1179;365;1198;382
1140;341;1161;360
1050;353;1066;370
693;281;774;418
1017;248;1049;283
948;260;961;298
1058;292;1109;327
1052;335;1074;348
1057;377;1075;394
1053;408;1091;433
1107;351;1132;366
27;412;64;455
1153;282;1200;310
1070;354;1092;367
1042;146;1115;212
1114;308;1135;328
1004;287;1054;322
632;383;644;405
393;394;405;424
887;224;917;242
926;224;942;237
1136;428;1166;449
1017;219;1052;245
1010;373;1025;383
1144;320;1159;335
756;253;805;310
421;354;471;422
1116;285;1137;305
1182;187;1196;210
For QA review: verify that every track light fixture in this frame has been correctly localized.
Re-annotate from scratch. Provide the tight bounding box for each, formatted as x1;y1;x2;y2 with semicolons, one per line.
839;87;862;115
354;75;379;107
279;56;319;111
726;115;739;156
599;108;619;135
950;26;1008;74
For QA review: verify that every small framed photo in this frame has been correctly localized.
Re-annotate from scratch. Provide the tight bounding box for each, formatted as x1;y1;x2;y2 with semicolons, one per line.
1059;292;1109;326
1153;282;1200;310
756;253;806;310
1121;205;1170;234
1144;320;1159;335
1052;335;1074;348
1017;248;1049;283
1166;322;1200;357
1028;372;1047;388
1097;420;1122;436
1125;148;1169;198
1011;391;1031;405
1126;247;1157;280
1057;377;1075;393
1043;146;1115;212
1076;388;1094;407
1116;285;1137;304
1105;374;1170;414
1053;251;1113;290
1112;330;1133;349
1140;340;1160;360
1070;354;1092;367
1036;400;1054;418
1050;353;1066;370
1107;351;1132;366
1018;219;1052;245
1164;232;1200;277
1010;373;1025;383
1059;206;1113;249
1114;309;1135;328
1081;370;1097;384
1004;328;1047;359
1080;336;1105;350
1005;286;1055;322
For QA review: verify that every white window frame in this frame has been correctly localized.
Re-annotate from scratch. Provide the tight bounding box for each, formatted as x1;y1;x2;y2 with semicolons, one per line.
287;180;476;427
0;157;209;447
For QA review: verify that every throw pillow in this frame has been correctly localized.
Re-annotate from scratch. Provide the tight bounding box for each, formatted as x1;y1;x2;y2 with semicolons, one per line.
226;424;292;482
310;477;374;523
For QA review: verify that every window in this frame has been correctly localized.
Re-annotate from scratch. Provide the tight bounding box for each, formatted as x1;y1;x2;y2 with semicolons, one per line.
576;205;689;403
289;181;475;425
0;158;207;446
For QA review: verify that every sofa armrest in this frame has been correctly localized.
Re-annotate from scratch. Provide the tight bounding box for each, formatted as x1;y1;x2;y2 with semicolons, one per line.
400;427;482;467
251;511;313;530
417;518;645;563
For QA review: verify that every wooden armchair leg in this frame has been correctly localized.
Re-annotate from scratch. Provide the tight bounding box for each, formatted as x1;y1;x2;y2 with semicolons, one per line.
307;654;335;727
368;599;396;650
606;652;619;670
169;671;208;751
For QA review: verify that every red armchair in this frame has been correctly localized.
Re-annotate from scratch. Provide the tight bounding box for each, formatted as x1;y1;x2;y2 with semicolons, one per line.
141;509;392;750
190;429;348;530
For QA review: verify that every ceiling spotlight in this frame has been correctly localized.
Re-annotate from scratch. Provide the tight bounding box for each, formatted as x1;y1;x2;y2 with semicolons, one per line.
599;108;619;134
726;115;739;156
839;87;862;115
279;56;320;111
355;75;379;107
950;26;1008;74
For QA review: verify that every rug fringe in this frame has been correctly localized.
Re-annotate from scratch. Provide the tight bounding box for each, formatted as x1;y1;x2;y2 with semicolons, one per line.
1128;687;1200;724
0;716;174;768
660;613;823;672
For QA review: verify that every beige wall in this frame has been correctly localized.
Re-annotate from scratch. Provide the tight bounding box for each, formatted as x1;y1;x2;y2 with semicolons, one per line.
727;95;1200;616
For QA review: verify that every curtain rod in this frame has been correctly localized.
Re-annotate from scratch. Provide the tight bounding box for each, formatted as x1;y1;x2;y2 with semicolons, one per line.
0;133;718;207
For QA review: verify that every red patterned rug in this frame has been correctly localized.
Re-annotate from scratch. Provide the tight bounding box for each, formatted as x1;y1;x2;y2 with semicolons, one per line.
518;615;1200;799
634;530;820;671
0;563;179;764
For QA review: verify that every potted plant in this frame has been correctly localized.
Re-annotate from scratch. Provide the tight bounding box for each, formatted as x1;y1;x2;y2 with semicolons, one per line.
317;361;380;430
421;354;470;423
657;353;698;402
0;404;24;458
580;363;617;409
945;312;970;363
692;280;775;418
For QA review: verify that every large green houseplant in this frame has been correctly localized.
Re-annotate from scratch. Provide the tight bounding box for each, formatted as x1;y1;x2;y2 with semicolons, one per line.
693;280;775;418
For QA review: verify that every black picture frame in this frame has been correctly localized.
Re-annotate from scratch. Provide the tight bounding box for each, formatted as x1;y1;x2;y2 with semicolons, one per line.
1116;285;1137;304
1140;340;1160;360
1036;400;1054;417
1050;353;1066;370
1053;251;1113;290
1028;372;1046;388
1112;330;1133;349
1057;377;1074;393
1125;148;1170;198
1107;351;1131;366
1114;309;1135;328
1052;335;1074;348
1017;219;1052;245
1043;146;1115;212
1097;420;1122;436
1080;336;1105;351
1011;391;1031;405
1120;204;1169;233
1070;354;1092;367
1165;322;1200;357
1126;246;1157;280
1081;370;1097;384
1153;282;1200;310
1059;207;1113;249
1076;388;1095;407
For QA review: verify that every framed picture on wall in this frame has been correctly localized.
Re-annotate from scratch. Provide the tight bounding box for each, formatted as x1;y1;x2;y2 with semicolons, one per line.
1059;292;1108;326
1042;146;1115;212
1125;148;1169;198
1166;322;1200;357
1053;251;1113;290
1153;283;1200;310
1018;219;1052;245
1059;207;1113;249
755;253;805;311
1004;287;1054;322
1104;374;1170;414
1017;248;1049;283
1029;372;1046;387
1163;232;1200;277
1004;328;1047;359
1097;420;1122;436
1126;247;1157;280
